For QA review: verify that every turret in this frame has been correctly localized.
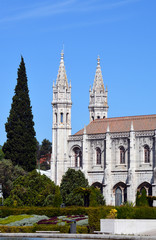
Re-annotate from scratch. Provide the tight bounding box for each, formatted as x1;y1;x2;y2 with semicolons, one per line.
88;56;108;122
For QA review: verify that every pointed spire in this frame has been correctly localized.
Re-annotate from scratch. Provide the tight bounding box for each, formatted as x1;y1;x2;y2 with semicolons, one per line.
56;50;68;88
93;55;105;93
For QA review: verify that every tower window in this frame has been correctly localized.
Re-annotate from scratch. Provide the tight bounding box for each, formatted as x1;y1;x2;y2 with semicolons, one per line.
60;113;63;123
144;145;150;163
55;113;57;123
120;146;125;164
66;113;69;123
96;147;101;165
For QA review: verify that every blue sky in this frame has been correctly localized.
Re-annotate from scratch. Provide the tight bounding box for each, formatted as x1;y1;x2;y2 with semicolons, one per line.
0;0;156;145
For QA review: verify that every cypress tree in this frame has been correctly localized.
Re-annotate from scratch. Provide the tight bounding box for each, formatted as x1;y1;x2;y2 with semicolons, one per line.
3;56;37;171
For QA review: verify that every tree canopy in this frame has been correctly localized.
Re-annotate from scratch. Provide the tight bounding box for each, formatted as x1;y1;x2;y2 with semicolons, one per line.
40;139;52;157
60;168;89;206
4;170;62;207
0;159;26;198
3;56;37;171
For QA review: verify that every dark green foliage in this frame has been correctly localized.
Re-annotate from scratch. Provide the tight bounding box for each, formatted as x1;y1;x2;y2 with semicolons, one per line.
88;207;112;232
89;187;105;207
116;206;135;219
4;170;62;207
60;169;89;206
0;206;88;218
3;56;37;172
0;224;88;233
40;139;52;157
0;148;4;160
0;159;26;198
136;189;149;206
75;186;105;207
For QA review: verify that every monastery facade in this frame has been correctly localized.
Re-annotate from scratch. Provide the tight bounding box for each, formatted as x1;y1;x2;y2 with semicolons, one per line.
51;51;156;206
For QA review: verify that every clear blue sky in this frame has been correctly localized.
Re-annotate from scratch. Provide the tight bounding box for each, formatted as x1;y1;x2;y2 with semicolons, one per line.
0;0;156;145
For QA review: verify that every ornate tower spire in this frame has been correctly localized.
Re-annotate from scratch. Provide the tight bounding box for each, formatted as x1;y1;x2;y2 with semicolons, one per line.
51;51;72;185
92;56;104;92
56;50;68;88
88;56;108;122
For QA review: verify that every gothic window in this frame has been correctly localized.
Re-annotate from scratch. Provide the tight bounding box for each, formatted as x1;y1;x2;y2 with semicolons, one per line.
55;113;57;123
73;147;82;168
144;145;150;163
120;146;125;164
60;113;63;123
114;182;127;206
96;147;101;165
115;187;122;206
66;113;69;123
79;151;82;168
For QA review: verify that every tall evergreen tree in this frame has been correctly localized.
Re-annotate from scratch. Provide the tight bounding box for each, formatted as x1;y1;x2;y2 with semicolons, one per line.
3;56;37;171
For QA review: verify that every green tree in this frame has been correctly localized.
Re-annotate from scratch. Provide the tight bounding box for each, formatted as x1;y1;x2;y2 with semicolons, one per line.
3;56;37;171
60;168;89;206
40;139;52;157
4;170;62;207
89;186;105;206
136;189;149;206
0;159;26;198
0;148;4;160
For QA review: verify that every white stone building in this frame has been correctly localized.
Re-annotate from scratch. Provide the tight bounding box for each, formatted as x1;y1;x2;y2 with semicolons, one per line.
51;51;156;206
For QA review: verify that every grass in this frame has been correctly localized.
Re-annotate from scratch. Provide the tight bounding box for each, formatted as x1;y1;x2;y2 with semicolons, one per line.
0;215;33;225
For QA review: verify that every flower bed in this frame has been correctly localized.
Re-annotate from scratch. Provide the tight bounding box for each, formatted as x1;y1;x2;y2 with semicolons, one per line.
37;215;88;226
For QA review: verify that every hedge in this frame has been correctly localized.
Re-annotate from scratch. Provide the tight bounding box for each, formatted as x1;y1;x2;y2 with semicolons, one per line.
0;225;88;233
1;206;156;233
0;206;87;218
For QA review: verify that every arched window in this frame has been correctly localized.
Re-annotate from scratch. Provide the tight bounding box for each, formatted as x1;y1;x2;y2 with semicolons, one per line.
97;116;100;119
144;145;150;163
55;113;57;123
92;116;94;121
73;147;82;168
66;113;69;123
120;146;125;164
60;113;63;123
114;182;127;206
96;147;101;165
115;187;122;206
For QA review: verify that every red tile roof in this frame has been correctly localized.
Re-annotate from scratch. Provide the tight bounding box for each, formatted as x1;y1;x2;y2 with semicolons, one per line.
74;114;156;135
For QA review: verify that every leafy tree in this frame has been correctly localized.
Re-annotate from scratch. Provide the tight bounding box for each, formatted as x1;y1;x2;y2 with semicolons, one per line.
0;159;26;198
60;168;89;206
40;139;52;157
0;149;4;161
4;170;62;207
74;186;105;207
3;56;37;171
136;189;149;206
89;186;105;206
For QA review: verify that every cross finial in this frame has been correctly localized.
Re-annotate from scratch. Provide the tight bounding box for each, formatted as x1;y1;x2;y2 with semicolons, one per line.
61;49;64;60
97;55;100;65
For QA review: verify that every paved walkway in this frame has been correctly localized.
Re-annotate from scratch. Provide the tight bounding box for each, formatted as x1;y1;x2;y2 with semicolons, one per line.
1;233;156;240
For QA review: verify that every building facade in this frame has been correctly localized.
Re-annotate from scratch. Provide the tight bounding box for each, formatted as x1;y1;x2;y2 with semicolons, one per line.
51;51;156;205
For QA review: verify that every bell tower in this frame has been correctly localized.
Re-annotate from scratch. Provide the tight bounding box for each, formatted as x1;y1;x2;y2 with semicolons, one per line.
88;56;108;122
51;51;72;185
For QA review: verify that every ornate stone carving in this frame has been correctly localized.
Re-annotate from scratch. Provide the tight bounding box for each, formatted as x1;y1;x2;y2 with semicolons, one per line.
111;132;129;139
